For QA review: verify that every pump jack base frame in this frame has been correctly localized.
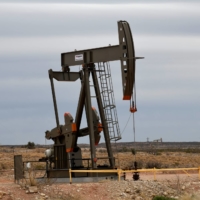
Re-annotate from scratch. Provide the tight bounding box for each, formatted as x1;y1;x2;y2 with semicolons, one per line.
46;169;118;180
40;174;117;184
44;20;143;179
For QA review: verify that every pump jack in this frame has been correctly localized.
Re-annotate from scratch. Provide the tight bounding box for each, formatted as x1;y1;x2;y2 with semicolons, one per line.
44;21;143;179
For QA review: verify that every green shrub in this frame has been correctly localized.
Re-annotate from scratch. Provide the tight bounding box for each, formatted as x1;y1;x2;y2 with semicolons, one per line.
131;148;136;155
27;141;35;149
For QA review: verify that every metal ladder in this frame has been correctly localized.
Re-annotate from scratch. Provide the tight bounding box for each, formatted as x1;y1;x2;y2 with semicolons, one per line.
98;62;121;141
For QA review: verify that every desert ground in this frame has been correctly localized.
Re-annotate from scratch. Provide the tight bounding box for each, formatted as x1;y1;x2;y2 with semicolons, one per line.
1;146;200;200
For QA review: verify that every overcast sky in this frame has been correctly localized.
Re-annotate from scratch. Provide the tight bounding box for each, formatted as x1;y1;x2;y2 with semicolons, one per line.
0;1;200;145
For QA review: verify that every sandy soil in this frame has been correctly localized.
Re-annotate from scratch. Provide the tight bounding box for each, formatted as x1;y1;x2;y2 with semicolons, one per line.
1;148;200;199
0;169;200;200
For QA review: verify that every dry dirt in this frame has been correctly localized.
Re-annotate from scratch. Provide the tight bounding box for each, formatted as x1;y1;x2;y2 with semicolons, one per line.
1;170;200;200
1;147;200;200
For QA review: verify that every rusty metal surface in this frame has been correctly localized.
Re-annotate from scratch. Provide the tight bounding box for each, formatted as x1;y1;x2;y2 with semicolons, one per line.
14;155;23;181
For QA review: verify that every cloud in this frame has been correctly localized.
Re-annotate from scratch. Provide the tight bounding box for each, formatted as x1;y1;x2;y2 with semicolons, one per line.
1;0;200;3
0;2;200;144
0;35;199;61
0;3;199;37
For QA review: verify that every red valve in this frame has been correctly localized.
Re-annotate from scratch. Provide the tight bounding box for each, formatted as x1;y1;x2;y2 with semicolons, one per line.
130;107;137;113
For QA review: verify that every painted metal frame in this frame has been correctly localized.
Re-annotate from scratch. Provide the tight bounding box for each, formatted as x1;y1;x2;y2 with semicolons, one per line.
61;21;143;100
46;20;143;177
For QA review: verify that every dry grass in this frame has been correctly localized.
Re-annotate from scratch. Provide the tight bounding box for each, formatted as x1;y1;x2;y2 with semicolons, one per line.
26;169;37;186
1;147;200;170
0;147;45;169
180;194;200;200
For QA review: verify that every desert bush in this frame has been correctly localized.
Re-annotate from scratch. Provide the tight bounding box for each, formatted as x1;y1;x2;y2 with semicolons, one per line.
26;169;37;186
135;160;143;169
27;141;35;149
161;164;170;168
133;160;143;169
180;194;200;200
34;164;46;170
182;148;200;154
98;149;107;153
145;161;161;169
173;162;180;167
24;162;43;186
131;148;136;155
143;148;200;153
125;160;144;169
0;163;7;170
121;147;128;152
153;196;175;200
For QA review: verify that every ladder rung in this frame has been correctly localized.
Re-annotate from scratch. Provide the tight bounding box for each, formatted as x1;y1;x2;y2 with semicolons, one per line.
98;62;121;140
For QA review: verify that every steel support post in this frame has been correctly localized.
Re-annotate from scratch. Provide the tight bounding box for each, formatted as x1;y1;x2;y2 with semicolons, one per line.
84;66;96;169
49;69;60;128
91;68;115;168
75;74;85;146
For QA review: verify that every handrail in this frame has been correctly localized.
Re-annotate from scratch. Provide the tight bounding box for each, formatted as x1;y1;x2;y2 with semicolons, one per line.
69;167;200;184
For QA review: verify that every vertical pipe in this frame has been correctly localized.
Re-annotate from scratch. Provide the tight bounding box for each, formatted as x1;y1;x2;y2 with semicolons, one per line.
154;167;156;181
91;69;115;168
118;169;121;182
84;66;96;169
69;168;72;184
68;153;71;169
49;69;60;128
